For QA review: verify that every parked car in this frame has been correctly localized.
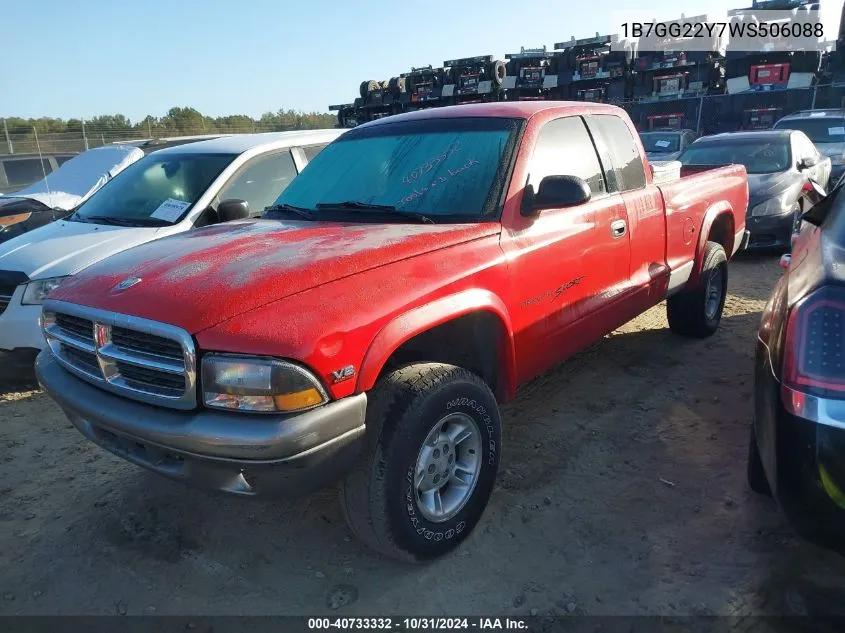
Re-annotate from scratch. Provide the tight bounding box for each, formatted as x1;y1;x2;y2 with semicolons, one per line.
749;177;845;554
678;130;830;251
0;129;344;355
35;102;748;561
639;129;696;161
0;152;77;194
772;109;845;187
0;145;144;243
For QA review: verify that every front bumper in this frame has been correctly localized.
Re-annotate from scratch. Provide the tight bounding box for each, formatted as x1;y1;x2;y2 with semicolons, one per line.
36;351;368;497
0;286;46;352
745;211;794;251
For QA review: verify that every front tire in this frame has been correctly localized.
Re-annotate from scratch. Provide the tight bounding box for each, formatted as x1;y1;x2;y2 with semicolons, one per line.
339;363;501;562
667;241;728;338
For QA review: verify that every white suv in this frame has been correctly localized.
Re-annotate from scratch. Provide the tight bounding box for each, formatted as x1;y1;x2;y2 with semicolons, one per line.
0;129;345;355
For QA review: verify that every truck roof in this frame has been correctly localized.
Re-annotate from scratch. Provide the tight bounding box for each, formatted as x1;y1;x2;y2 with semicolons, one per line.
358;101;624;128
149;129;345;156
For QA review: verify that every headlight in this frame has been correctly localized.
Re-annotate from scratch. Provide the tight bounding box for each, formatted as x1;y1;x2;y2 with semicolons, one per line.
201;354;328;413
21;277;68;305
0;212;32;228
750;193;792;217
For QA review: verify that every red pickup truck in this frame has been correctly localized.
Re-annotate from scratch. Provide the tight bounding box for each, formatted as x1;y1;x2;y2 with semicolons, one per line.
36;102;749;562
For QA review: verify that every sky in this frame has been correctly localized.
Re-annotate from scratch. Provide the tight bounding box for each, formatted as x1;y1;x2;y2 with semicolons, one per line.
3;0;842;122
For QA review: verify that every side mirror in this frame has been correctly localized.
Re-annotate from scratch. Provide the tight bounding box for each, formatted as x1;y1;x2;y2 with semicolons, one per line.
218;199;250;223
800;179;833;227
521;175;591;216
799;156;819;170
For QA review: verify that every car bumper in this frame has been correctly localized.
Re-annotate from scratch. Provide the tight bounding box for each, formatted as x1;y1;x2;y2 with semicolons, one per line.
0;289;46;352
36;351;368;497
754;340;845;552
745;211;794;250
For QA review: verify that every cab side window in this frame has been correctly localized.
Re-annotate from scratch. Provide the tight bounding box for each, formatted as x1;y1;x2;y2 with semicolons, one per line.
218;151;298;216
591;115;648;191
528;116;606;197
793;133;819;163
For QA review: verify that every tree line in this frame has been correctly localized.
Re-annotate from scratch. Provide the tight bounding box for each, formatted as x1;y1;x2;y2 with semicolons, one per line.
2;107;339;138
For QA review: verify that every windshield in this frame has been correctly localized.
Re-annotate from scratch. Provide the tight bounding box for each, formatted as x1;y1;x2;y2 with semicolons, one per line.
272;117;521;220
773;118;845;144
72;152;235;226
640;132;680;153
679;140;791;174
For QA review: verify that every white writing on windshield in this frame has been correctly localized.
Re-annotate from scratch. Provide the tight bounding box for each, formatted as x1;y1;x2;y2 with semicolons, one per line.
397;158;480;207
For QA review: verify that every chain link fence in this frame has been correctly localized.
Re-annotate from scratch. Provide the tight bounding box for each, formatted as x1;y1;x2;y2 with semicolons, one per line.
0;120;336;157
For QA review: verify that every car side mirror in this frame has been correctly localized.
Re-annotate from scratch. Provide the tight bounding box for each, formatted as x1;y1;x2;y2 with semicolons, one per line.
801;179;832;227
799;156;819;170
521;175;591;216
218;198;250;223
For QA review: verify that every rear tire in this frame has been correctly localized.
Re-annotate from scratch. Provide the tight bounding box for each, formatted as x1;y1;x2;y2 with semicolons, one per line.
339;363;501;562
667;241;728;338
747;424;772;496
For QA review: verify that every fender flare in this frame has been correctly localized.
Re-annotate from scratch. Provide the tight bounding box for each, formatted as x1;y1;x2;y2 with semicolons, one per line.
356;288;517;401
688;202;736;287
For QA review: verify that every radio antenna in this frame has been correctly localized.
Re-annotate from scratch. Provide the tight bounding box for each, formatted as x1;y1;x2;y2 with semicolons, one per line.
33;127;53;207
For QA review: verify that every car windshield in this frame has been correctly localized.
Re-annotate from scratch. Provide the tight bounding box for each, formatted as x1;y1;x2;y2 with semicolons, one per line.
774;118;845;144
271;117;521;221
71;152;235;226
678;139;790;174
640;132;681;153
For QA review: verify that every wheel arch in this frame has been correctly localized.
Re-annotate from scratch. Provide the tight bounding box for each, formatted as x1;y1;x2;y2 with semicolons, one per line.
356;289;516;403
689;203;735;288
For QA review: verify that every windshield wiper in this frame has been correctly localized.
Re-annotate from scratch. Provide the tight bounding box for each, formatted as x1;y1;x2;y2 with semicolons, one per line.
315;200;434;224
263;203;316;221
83;215;169;227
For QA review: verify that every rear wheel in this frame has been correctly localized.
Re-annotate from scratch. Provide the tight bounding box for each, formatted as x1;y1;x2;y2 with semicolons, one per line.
747;424;772;496
667;241;728;338
339;363;501;562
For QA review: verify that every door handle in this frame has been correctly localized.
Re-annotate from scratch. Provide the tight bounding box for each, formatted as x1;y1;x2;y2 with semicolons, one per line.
611;219;627;238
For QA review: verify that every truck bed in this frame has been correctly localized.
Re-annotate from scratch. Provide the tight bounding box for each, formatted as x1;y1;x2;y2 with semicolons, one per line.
656;163;749;277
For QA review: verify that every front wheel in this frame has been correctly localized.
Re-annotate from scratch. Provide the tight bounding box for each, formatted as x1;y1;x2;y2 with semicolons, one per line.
339;363;501;562
667;241;728;338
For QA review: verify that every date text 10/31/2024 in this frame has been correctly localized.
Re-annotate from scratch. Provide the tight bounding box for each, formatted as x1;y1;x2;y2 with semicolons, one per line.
307;617;529;630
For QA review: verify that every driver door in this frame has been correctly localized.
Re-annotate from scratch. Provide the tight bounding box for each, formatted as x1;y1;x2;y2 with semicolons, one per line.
503;115;632;382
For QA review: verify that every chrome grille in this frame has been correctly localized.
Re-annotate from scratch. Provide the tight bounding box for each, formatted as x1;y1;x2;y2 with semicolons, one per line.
42;300;197;410
0;283;15;315
111;327;183;360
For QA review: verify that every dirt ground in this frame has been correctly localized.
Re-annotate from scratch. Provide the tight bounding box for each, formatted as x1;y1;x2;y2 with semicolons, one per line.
1;254;845;617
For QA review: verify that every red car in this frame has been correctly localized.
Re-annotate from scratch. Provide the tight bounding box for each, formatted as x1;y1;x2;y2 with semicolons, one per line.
36;102;749;561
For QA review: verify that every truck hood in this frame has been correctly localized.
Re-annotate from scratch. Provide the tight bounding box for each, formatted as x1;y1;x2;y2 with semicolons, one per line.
0;219;164;280
52;219;501;334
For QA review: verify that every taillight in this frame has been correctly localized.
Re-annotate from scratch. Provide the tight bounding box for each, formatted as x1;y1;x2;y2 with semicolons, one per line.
783;285;845;399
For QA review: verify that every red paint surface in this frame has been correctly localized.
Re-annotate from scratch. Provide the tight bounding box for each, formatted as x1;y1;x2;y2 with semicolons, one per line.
52;102;748;403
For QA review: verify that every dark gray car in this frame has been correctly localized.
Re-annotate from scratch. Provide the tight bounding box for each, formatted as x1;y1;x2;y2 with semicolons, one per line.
678;130;831;251
639;129;696;162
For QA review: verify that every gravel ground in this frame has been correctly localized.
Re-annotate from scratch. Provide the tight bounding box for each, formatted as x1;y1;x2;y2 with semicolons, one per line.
1;254;844;617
